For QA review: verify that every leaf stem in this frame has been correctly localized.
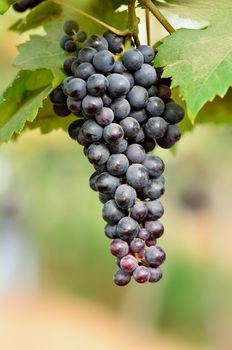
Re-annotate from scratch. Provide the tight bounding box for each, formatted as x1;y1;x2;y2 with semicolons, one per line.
52;0;130;36
145;8;151;45
139;0;175;34
128;0;140;46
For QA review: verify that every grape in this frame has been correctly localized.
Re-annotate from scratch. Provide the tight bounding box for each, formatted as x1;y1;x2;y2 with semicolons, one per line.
146;236;157;247
87;74;108;97
133;266;150;283
130;238;145;253
142;138;156;153
120;255;138;272
63;20;79;35
144;220;164;239
130;202;148;222
122;49;144;71
110;239;129;258
71;62;96;80
145;246;166;267
122;72;134;89
146;97;165;116
162;102;185;124
102;94;112;107
68;119;84;140
76;128;91;147
112;61;124;74
104;224;117;239
86;143;110;165
157;85;171;102
113;270;131;286
144;117;168;139
50;86;67;105
132;128;145;144
102;200;126;224
95;107;114;126
103;123;124;144
94;163;106;173
106;154;129;176
67;96;82;113
60;35;72;49
149;267;163;283
127;86;149;110
129;109;147;123
89;172;100;191
13;0;30;12
119;117;140;138
137;45;155;63
126;144;146;163
62;78;87;100
99;193;113;204
53;104;71;117
76;31;87;43
103;31;124;53
143;179;165;200
82;119;103;142
147;85;158;97
82;95;103;116
85;35;108;51
107;74;130;98
157;124;181;149
142;155;165;178
114;184;137;209
63;57;77;75
93;50;115;73
117;217;139;241
138;228;149;241
64;40;76;52
110;98;130;119
109;138;128;154
126;164;149;189
78;47;97;63
134;64;157;88
96;173;121;194
146;201;164;220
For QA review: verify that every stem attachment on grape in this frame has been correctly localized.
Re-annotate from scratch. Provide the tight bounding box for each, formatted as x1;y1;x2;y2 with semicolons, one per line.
139;0;175;34
128;0;140;46
52;0;130;36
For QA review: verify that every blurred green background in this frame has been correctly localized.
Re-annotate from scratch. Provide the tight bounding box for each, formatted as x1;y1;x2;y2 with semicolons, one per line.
0;7;232;350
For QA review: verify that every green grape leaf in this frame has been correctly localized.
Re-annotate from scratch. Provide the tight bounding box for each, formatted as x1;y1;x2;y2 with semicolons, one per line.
0;68;65;143
0;0;18;14
23;98;76;135
10;1;62;33
155;0;232;122
14;17;69;70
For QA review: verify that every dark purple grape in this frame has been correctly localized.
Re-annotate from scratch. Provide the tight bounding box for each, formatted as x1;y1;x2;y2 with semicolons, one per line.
96;173;121;194
62;78;87;100
156;124;181;149
143;178;165;200
113;269;131;286
85;35;108;51
142;155;165;178
130;238;145;253
114;184;137;209
144;220;164;238
63;56;77;75
53;104;71;117
76;31;87;43
106;154;129;176
157;85;171;102
120;254;138;272
122;49;144;71
162;102;185;124
86;143;110;165
71;62;96;80
138;228;149;241
133;266;150;283
63;20;79;35
82;95;103;116
78;47;97;63
95;107;114;126
87;74;108;97
102;199;126;224
146;200;164;220
103;123;124;144
93;50;115;73
68;119;84;140
126;164;149;189
127;86;149;110
82;119;103;142
109;138;128;154
144;117;168;139
110;239;129;258
126;144;146;163
110;98;130;119
107;74;130;98
137;45;155;63
119;117;140;139
146;97;165;116
145;246;166;267
104;224;117;238
67;96;82;113
130;202;148;222
103;31;125;53
117;217;139;241
134;64;157;88
149;267;163;283
50;86;67;105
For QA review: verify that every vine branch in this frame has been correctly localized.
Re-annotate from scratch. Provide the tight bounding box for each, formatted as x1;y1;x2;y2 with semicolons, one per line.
52;0;130;36
145;8;151;46
139;0;175;34
128;0;140;46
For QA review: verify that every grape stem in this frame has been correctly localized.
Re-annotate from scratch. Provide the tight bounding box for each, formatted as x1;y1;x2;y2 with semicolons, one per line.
128;0;141;46
139;0;175;34
145;8;151;45
52;0;130;36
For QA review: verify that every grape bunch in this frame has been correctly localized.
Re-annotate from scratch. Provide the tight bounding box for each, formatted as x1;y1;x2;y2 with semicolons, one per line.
50;20;185;286
13;0;45;12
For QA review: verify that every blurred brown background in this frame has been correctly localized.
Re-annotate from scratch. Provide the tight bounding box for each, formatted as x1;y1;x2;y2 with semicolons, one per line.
0;6;232;350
